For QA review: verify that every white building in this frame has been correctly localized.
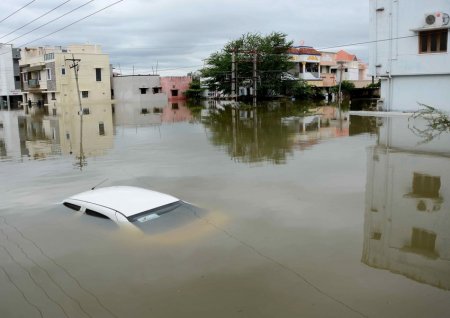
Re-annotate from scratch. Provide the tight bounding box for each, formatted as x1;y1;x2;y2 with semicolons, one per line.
112;75;167;126
369;0;450;111
288;46;322;86
363;116;450;290
0;44;22;110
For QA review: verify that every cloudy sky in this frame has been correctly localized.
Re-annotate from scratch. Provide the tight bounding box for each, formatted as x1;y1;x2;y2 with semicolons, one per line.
0;0;370;76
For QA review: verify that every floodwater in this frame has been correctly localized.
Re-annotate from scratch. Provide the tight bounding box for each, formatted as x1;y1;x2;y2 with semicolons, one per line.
0;101;449;318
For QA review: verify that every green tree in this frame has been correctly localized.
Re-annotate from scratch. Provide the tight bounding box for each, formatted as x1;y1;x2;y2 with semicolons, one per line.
201;32;293;98
184;79;204;100
331;80;355;95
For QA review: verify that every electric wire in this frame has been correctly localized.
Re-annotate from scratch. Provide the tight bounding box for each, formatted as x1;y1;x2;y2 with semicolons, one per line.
0;0;72;41
19;0;124;47
0;0;36;25
6;0;95;44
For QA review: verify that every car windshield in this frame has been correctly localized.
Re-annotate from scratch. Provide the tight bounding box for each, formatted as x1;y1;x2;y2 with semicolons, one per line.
128;201;202;234
127;200;183;223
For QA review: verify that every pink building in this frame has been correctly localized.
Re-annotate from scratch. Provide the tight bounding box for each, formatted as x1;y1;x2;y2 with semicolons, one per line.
160;76;192;101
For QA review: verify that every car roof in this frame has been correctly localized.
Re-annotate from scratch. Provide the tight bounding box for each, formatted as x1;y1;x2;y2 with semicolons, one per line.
66;186;179;217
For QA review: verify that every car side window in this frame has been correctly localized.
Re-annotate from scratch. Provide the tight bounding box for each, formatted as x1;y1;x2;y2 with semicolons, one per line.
63;202;81;211
85;209;110;220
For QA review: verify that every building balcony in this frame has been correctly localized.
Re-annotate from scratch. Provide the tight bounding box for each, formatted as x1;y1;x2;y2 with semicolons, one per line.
299;72;321;81
28;79;40;88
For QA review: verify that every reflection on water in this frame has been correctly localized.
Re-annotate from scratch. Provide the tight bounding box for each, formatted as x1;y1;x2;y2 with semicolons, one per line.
0;106;113;166
1;104;450;317
200;101;373;164
362;116;450;290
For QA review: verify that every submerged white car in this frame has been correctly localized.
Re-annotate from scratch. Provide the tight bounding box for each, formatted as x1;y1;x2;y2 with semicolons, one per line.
63;186;195;228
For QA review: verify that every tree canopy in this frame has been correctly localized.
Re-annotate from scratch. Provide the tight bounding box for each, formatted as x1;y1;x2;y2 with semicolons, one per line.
201;32;293;98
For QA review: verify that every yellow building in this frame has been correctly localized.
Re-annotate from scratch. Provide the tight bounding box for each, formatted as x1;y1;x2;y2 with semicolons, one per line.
20;44;112;118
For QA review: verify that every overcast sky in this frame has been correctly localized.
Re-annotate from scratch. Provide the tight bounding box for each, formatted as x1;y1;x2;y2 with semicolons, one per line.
0;0;370;76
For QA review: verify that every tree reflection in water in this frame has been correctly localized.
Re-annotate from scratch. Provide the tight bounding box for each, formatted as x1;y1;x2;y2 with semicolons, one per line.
202;102;299;164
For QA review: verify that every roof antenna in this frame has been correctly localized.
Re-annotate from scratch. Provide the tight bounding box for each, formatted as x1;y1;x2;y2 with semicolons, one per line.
91;178;108;190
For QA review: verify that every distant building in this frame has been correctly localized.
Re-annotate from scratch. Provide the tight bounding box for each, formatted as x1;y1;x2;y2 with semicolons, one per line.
0;44;22;110
19;44;112;117
288;46;323;87
319;50;371;89
112;75;167;126
369;0;450;111
160;76;192;101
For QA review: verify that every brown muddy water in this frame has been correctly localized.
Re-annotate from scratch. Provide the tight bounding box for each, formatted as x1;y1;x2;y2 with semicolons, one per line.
0;103;449;318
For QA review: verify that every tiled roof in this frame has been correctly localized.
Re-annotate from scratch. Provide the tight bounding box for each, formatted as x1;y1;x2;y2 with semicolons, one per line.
336;50;357;62
288;46;321;55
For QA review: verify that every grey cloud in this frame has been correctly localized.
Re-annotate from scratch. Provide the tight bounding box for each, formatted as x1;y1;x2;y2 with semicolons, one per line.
0;0;370;75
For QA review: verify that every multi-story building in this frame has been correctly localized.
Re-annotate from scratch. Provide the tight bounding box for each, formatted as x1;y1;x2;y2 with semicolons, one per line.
19;44;112;117
0;44;22;110
369;0;450;111
288;46;323;87
320;50;371;89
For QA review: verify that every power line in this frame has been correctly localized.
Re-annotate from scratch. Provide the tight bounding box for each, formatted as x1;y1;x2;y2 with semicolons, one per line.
316;34;418;51
19;0;124;47
0;0;72;41
0;0;36;25
6;0;95;44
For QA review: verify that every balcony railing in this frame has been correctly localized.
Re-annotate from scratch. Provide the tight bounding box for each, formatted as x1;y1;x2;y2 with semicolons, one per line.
28;79;40;88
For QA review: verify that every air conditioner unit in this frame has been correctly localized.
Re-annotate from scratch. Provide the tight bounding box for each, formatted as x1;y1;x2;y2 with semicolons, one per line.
424;12;450;27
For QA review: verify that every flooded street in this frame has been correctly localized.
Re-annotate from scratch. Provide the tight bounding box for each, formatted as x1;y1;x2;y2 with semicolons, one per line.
0;103;449;318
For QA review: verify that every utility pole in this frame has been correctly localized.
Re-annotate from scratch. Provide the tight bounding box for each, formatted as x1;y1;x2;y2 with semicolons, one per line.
337;61;345;120
65;54;85;167
231;49;236;102
253;51;257;107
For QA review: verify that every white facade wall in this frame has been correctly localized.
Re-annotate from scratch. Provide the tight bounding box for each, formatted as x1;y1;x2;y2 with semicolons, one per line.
369;0;450;111
112;75;167;126
0;45;15;96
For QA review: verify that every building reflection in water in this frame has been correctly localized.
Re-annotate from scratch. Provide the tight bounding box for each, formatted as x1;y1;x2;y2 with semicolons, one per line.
0;103;113;167
362;116;450;290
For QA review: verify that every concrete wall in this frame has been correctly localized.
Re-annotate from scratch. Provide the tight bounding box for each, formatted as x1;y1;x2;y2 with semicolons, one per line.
0;44;21;108
161;76;192;101
112;75;167;126
369;0;450;111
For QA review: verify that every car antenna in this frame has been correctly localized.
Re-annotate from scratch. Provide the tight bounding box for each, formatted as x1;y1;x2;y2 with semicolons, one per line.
91;178;108;190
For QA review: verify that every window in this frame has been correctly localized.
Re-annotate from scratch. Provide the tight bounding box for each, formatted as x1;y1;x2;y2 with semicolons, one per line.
82;108;90;115
14;76;20;82
99;122;105;135
37;72;41;81
85;209;110;219
82;91;89;98
95;68;102;81
140;88;148;94
141;108;148;114
172;103;179;110
171;89;178;97
61;68;66;75
44;53;54;61
419;29;448;53
51;92;56;100
152;87;162;94
46;69;52;80
63;202;81;211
